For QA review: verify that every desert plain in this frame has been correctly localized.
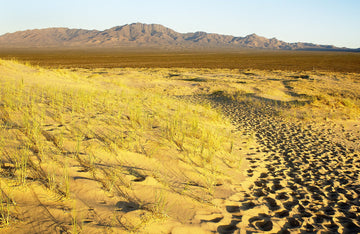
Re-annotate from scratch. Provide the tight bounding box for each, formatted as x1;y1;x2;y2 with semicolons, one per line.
0;51;359;233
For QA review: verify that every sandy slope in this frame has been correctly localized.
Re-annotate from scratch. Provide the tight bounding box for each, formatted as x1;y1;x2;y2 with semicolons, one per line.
0;60;251;233
0;61;359;233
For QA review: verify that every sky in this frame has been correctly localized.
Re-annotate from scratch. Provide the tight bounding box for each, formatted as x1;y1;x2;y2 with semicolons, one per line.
1;0;359;48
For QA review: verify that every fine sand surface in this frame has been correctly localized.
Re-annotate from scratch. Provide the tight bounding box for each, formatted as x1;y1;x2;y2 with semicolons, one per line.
0;60;359;233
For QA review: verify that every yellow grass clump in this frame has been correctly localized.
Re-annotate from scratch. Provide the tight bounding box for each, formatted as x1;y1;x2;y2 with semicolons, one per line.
0;59;245;233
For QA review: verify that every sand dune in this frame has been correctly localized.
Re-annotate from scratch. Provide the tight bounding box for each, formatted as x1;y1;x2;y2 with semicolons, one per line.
0;60;359;233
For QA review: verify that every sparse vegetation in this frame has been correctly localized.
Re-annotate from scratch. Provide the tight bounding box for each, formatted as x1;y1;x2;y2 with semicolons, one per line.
1;50;360;73
0;57;359;233
0;59;245;232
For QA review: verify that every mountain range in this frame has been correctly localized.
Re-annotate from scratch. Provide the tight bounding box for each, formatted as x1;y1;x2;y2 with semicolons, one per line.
0;23;357;51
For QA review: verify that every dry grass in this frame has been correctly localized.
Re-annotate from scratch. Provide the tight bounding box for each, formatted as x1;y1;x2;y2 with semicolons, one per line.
0;58;359;232
114;66;360;122
0;59;246;233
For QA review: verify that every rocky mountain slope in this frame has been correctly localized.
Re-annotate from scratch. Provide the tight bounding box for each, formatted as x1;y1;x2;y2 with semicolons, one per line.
0;23;355;51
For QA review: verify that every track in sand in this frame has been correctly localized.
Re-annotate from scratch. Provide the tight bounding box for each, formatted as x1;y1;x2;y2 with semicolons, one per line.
201;95;360;233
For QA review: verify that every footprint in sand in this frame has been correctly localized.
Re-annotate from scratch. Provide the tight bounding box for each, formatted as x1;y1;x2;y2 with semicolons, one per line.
208;96;360;233
248;214;273;232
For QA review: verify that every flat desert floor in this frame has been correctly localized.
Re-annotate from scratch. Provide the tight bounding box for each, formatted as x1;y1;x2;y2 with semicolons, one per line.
0;59;359;233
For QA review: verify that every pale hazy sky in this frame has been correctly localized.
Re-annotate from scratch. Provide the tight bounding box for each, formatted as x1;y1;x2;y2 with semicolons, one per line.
1;0;359;48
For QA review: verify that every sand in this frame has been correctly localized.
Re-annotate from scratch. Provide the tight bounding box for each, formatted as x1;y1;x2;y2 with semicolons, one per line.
1;61;359;233
200;95;360;233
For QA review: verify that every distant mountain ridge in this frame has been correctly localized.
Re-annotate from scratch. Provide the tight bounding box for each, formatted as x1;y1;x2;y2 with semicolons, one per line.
0;23;357;51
